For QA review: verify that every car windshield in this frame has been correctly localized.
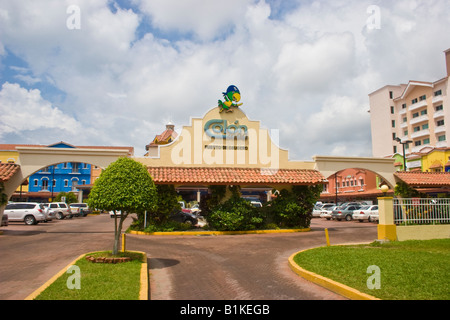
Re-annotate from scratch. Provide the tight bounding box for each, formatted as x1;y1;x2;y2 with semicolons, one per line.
359;205;370;210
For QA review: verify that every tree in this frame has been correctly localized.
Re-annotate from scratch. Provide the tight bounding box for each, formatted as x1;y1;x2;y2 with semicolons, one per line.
54;191;78;204
87;157;157;254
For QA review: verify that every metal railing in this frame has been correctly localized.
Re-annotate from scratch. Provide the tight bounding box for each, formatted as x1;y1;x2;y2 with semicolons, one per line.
394;198;450;225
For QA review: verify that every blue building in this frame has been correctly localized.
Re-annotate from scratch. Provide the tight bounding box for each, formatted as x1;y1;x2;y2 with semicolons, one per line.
28;142;91;195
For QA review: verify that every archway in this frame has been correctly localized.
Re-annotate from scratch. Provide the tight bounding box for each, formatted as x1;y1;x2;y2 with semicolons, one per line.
313;155;396;189
3;146;131;199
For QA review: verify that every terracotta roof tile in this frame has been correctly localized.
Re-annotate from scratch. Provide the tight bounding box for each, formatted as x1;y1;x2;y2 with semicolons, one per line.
147;167;324;185
0;163;20;182
394;171;450;187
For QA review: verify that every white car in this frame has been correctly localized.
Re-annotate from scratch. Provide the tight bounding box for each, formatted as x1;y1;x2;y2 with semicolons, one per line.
312;205;322;217
320;206;339;220
4;202;46;225
352;205;379;222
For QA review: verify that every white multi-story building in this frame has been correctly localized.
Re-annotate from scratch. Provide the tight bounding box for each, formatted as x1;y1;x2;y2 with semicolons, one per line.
369;49;450;158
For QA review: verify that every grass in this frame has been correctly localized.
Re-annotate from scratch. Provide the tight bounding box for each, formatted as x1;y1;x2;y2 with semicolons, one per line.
34;251;144;300
293;239;450;300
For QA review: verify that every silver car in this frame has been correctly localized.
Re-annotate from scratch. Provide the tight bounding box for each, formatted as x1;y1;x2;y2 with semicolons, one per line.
4;202;46;225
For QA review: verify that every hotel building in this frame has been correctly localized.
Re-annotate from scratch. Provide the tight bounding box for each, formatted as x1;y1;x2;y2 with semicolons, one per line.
369;49;450;159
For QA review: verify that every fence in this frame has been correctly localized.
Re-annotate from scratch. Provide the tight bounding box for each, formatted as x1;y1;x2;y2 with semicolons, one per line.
394;198;450;225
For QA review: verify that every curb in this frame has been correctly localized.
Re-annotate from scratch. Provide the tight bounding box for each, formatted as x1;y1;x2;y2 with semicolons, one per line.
288;248;380;300
129;228;310;236
25;250;148;300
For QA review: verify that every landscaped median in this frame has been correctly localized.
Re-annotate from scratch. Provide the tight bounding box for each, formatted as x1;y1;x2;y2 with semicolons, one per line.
289;239;450;300
129;227;310;236
25;251;148;300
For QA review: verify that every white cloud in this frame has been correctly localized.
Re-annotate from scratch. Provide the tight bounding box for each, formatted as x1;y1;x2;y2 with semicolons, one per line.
0;82;81;138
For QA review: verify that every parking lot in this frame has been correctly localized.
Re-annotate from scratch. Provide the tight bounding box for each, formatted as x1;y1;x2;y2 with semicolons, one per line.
0;214;378;300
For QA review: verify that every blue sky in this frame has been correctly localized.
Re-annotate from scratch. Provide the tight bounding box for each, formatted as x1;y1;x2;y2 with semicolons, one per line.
1;0;450;159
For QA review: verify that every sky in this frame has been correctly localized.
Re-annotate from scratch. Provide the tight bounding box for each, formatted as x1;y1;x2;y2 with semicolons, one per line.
1;0;450;160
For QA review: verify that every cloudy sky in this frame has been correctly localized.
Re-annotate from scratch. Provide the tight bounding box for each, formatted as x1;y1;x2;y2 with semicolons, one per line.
1;0;450;160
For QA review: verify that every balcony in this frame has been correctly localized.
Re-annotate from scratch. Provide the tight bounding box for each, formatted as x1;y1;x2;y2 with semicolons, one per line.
411;129;430;139
433;110;445;119
436;140;448;148
410;114;429;125
435;125;446;134
432;95;443;104
409;100;428;111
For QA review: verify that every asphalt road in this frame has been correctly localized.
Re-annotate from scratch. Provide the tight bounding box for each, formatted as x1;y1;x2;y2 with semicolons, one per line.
0;214;378;300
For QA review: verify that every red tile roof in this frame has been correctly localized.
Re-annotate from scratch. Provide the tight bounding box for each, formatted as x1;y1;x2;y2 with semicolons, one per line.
0;163;20;182
147;167;324;185
394;171;450;187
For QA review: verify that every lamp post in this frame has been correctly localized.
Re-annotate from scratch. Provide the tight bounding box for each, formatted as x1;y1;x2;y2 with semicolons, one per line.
395;138;412;171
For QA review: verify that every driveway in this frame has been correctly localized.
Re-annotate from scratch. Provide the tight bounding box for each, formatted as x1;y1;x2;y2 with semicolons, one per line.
0;215;377;300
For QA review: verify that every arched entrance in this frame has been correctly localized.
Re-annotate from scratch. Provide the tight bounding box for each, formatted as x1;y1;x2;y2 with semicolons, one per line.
2;146;131;199
313;155;396;189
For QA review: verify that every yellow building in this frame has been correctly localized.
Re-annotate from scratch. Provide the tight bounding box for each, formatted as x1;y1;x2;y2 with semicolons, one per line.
420;147;450;172
0;144;29;193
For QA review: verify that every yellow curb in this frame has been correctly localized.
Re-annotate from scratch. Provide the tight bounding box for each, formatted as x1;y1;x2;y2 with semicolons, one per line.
25;250;148;300
129;228;310;236
288;248;380;300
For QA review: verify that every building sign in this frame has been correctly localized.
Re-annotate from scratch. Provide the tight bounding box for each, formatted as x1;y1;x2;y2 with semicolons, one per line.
204;119;248;140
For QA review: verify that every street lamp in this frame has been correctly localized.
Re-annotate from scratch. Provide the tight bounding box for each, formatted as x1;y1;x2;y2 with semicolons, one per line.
395;137;413;171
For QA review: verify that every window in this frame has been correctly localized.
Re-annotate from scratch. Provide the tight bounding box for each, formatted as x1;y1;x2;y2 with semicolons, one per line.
415;140;422;147
412;112;419;118
422;123;429;130
390;106;395;114
411;98;418;104
438;135;446;142
402;103;407;109
34;179;38;187
392;133;396;140
64;180;69;187
436;105;443;112
393;146;397;153
420;109;428;116
42;179;49;190
413;126;420;132
419;95;426;101
437;119;445;126
72;162;79;173
392;120;395;128
389;91;393;99
423;138;430;145
434;89;442;96
402;117;407;123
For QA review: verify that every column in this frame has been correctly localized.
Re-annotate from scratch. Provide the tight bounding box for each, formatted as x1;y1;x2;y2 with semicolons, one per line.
377;196;397;241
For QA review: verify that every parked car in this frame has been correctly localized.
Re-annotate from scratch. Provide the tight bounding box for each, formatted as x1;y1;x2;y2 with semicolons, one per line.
331;205;362;221
69;203;90;217
4;202;46;225
352;205;379;222
169;210;198;226
110;211;124;218
312;205;323;217
320;206;339;220
369;210;379;222
41;204;55;222
46;202;73;220
1;213;8;226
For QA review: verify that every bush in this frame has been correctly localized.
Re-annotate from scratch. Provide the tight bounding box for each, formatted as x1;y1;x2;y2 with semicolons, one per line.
207;186;265;231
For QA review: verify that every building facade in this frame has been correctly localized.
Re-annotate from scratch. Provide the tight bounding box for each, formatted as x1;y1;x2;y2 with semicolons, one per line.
369;49;450;158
